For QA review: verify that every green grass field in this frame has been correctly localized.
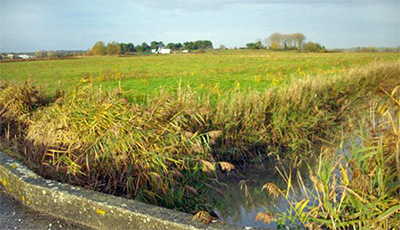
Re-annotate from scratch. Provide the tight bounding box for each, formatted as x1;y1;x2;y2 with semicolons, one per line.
1;50;398;97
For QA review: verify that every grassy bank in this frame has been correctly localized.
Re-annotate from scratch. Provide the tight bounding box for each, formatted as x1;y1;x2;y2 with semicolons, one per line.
1;61;399;216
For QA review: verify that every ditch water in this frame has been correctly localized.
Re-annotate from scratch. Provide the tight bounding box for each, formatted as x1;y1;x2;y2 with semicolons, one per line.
210;165;315;229
210;138;359;229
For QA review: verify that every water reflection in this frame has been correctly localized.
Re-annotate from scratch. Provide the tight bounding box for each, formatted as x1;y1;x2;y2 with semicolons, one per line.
210;162;316;229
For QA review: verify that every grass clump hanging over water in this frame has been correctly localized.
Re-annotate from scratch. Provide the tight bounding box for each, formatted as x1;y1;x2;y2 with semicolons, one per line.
1;80;229;213
0;61;399;215
257;86;400;229
25;82;227;213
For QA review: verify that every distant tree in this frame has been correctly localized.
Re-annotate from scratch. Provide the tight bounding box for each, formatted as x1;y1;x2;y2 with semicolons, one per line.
267;33;305;51
268;33;282;50
119;43;135;54
166;43;175;50
183;41;194;50
166;42;183;51
189;40;213;50
47;51;55;58
246;41;263;49
106;42;121;55
140;40;214;51
106;43;114;55
285;35;294;49
219;44;227;50
355;47;378;53
281;35;289;50
199;40;213;49
303;42;326;52
115;43;122;54
120;43;127;53
292;33;306;50
34;51;47;58
150;41;158;49
150;41;165;49
175;42;183;50
255;41;264;49
246;43;257;49
54;51;63;57
126;43;135;52
135;44;142;52
91;41;106;55
136;42;151;53
270;42;279;50
143;42;151;52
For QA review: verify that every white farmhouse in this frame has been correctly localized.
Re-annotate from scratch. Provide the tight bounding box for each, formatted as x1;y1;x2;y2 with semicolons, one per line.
7;54;14;59
18;54;30;59
159;48;171;54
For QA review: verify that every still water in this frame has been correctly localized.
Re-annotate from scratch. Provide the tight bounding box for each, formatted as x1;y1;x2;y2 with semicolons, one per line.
210;166;315;229
211;138;357;229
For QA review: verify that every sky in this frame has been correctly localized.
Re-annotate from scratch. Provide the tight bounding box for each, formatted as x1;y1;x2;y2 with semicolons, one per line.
0;0;399;52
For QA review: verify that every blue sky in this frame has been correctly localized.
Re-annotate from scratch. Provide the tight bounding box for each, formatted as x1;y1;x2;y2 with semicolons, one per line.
1;0;399;52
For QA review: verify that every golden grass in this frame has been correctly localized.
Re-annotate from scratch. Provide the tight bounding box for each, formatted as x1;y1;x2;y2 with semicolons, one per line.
0;61;399;215
260;84;400;229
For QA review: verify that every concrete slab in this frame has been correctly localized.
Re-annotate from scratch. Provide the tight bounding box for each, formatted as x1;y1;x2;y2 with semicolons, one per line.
0;152;252;230
0;186;91;230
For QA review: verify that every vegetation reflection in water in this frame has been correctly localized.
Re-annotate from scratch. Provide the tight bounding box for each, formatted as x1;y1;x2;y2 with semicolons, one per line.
211;87;400;229
211;156;317;229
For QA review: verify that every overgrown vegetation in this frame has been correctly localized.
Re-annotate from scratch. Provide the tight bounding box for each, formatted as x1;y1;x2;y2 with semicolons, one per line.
0;80;226;213
1;61;399;221
258;83;400;229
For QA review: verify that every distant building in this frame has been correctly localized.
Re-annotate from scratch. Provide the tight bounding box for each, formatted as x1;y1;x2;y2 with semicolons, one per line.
151;47;172;54
182;50;189;53
159;48;171;54
18;54;30;59
7;54;14;59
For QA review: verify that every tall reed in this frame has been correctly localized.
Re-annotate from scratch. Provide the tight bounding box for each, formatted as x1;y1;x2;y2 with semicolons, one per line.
258;85;400;229
0;61;399;214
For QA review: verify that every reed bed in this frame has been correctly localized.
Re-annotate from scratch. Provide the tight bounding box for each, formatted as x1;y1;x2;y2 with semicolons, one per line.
0;61;399;215
258;84;400;229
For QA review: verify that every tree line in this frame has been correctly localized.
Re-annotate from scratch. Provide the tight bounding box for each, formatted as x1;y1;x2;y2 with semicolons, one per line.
268;33;306;50
246;32;327;52
90;40;213;55
33;50;86;58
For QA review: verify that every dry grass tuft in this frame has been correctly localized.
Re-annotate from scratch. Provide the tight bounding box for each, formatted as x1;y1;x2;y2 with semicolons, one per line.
255;212;275;224
218;162;235;172
261;182;281;200
192;211;213;224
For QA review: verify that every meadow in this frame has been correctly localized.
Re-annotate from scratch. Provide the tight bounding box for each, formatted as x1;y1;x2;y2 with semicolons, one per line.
1;50;399;228
1;50;399;97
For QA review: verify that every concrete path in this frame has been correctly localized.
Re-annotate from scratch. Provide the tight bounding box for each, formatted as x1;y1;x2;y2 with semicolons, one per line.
0;186;91;230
